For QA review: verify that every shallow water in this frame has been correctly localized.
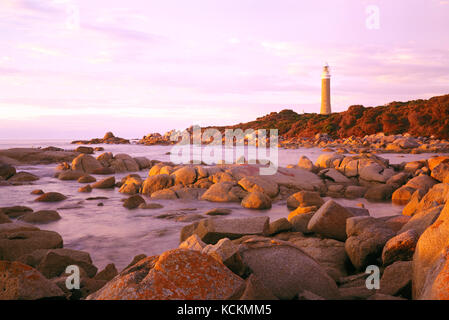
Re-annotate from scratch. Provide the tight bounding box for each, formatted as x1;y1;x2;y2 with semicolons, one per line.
0;139;442;270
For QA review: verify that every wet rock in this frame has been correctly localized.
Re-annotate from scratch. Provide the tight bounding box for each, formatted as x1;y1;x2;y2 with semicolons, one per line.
241;191;272;210
35;192;67;202
286;191;324;210
57;170;85;180
138;203;163;209
78;185;92;193
72;154;103;173
123;195;146;209
307;200;357;241
75;146;94;154
0;261;64;300
345;216;396;270
382;230;419;266
0;206;33;218
31;189;44;195
0;163;16;179
141;174;173;195
379;261;412;298
205;208;232;216
92;176;115;189
238;176;279;198
8;171;39;182
236;237;340;300
77;175;96;183
87;249;245;300
19;210;61;224
180;216;270;244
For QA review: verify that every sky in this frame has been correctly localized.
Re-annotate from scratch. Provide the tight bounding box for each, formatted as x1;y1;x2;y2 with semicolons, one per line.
0;0;448;139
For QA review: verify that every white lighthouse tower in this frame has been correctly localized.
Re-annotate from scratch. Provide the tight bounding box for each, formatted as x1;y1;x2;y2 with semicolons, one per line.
321;63;331;115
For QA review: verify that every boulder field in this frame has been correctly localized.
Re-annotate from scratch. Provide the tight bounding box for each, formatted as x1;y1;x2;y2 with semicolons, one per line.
1;152;449;300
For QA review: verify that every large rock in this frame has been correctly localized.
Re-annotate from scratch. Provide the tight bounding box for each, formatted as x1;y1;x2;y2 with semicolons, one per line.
287;191;324;210
359;162;394;183
236;237;340;300
119;175;142;195
87;249;245;300
364;184;394;202
18;248;97;279
92;176;115;189
379;261;412;298
238;176;279;198
0;224;63;261
0;206;33;218
345;216;396;270
19;210;61;224
114;154;140;172
35;192;67;202
392;186;417;205
412;183;449;214
200;182;244;202
180;217;270;244
382;230;419;266
315;153;344;169
134;157;152;170
431;161;449;183
406;175;438;194
0;163;16;179
399;205;442;236
0;261;64;300
307;200;362;241
71;154;103;173
141;174;173;196
283;233;348;281
241;191;272;209
297;156;317;172
171;166;197;186
123;195;146;209
413;200;449;299
8;172;39;182
0;213;11;224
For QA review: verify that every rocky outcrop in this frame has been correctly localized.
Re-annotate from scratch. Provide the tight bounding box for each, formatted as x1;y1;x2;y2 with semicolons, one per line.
71;132;130;145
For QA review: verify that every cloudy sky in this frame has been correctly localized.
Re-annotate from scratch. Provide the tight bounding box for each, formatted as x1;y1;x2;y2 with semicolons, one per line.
0;0;448;139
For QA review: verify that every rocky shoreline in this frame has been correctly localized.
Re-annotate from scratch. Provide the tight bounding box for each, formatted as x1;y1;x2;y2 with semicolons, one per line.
1;142;449;300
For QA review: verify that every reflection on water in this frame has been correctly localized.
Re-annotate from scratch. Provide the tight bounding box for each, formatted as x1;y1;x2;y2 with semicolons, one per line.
0;139;438;270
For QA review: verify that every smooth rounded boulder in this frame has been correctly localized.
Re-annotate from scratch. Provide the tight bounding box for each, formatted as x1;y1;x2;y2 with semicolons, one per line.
241;191;272;210
87;249;245;300
307;200;357;241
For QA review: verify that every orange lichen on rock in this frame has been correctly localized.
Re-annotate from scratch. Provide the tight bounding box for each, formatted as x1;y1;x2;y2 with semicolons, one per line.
87;249;245;300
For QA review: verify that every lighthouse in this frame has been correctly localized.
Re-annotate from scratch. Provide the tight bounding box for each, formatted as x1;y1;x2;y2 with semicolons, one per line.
320;63;331;115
